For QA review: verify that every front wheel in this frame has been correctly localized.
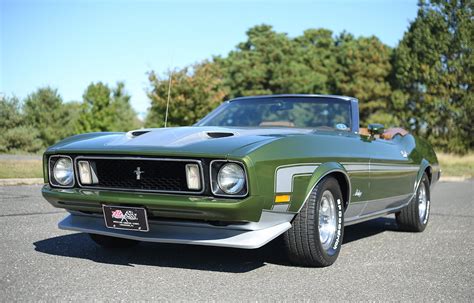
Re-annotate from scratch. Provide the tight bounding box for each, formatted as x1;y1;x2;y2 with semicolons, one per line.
283;177;344;267
396;173;431;232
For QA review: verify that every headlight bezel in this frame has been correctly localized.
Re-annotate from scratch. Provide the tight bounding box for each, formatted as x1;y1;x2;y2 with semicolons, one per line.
210;160;248;197
48;155;75;188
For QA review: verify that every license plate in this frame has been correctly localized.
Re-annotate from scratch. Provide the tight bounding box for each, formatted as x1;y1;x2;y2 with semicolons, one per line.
102;205;149;232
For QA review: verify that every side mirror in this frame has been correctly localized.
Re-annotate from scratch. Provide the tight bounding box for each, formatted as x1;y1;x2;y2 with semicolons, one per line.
368;123;385;137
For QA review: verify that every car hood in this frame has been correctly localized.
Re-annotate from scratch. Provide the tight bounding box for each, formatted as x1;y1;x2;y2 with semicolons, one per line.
48;126;313;158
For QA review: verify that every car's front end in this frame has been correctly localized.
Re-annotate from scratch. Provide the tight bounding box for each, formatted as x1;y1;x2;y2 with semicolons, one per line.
41;127;301;249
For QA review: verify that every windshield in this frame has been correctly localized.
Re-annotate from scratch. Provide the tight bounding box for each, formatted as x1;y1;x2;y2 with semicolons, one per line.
197;97;352;131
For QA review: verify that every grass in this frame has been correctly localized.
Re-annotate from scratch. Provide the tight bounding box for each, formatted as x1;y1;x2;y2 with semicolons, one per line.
0;153;472;179
437;152;474;178
0;159;43;179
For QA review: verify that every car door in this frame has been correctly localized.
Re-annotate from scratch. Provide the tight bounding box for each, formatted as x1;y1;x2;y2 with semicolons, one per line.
340;134;371;221
362;136;418;215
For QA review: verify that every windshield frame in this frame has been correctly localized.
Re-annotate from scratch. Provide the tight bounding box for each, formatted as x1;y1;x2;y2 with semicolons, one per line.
196;96;359;132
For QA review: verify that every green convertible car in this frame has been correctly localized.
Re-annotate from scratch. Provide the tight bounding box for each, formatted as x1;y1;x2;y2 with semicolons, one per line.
42;95;440;267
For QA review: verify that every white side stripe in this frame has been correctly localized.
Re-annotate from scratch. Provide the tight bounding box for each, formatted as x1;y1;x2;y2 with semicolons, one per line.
342;163;419;172
370;165;419;172
274;162;420;195
275;165;318;193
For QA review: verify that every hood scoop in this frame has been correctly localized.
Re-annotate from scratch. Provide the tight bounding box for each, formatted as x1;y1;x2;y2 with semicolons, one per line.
127;130;151;138
207;132;235;138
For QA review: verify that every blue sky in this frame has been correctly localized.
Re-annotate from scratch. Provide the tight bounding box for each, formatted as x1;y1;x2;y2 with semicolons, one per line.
1;0;418;117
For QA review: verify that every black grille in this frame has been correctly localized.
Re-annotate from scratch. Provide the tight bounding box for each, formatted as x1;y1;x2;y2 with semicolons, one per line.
81;158;201;193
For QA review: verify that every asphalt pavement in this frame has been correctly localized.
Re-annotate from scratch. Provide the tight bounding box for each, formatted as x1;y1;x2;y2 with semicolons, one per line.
0;181;473;301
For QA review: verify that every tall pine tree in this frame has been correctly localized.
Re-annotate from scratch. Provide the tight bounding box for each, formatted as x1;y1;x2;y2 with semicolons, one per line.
392;0;473;153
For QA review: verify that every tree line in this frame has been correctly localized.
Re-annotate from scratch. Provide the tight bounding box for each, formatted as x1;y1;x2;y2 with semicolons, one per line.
1;0;472;154
0;82;140;153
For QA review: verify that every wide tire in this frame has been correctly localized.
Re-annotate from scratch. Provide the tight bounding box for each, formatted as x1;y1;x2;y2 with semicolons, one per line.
396;173;431;232
283;177;344;267
89;233;140;248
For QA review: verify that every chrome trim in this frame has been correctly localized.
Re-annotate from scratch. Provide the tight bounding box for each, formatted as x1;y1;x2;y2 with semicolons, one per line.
229;94;355;102
210;160;249;198
344;206;403;226
344;198;412;226
48;155;75;188
350;98;360;133
342;162;420;172
58;210;293;249
348;193;413;205
74;156;205;195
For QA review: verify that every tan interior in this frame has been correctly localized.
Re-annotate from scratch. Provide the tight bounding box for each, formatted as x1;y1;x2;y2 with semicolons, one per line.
358;127;371;136
259;121;295;127
358;127;409;140
380;128;409;140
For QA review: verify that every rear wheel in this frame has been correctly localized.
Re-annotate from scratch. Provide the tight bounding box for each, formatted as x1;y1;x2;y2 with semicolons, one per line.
89;233;140;248
396;173;431;232
283;177;344;267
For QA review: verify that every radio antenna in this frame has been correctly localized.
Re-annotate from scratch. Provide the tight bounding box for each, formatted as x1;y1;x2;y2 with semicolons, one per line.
164;70;172;128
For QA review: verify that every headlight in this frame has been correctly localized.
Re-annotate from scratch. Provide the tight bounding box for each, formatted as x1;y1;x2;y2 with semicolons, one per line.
52;157;74;186
217;163;245;194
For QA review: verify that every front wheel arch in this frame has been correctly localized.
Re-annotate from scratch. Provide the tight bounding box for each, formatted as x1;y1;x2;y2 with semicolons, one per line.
298;163;351;213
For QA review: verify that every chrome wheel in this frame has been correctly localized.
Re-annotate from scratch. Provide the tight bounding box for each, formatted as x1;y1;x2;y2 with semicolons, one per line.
319;190;337;251
418;182;428;223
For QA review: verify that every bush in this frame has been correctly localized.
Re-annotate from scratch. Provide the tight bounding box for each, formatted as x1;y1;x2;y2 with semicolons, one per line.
0;126;43;153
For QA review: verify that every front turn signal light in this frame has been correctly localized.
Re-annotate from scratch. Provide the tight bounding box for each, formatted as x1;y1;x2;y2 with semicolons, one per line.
78;161;92;185
185;164;201;190
275;194;291;203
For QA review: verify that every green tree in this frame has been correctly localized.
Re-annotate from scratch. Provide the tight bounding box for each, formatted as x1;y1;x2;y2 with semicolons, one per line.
219;25;288;97
219;25;394;127
391;0;473;153
333;35;393;126
0;95;23;130
290;28;337;94
23;87;76;148
146;61;228;127
76;82;140;133
0;96;42;153
220;25;337;97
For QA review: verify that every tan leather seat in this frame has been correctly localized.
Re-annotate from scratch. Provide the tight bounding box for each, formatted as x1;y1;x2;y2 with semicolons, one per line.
259;121;295;127
381;128;409;140
358;127;370;136
358;127;408;140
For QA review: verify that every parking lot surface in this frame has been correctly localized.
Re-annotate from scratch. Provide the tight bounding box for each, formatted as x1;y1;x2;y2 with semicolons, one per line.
0;181;473;301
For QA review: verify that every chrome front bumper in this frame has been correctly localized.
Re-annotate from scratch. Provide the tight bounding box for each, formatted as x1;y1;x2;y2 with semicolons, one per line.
58;211;294;249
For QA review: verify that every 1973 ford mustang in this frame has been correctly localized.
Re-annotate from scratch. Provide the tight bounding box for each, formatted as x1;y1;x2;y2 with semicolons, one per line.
42;95;440;267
